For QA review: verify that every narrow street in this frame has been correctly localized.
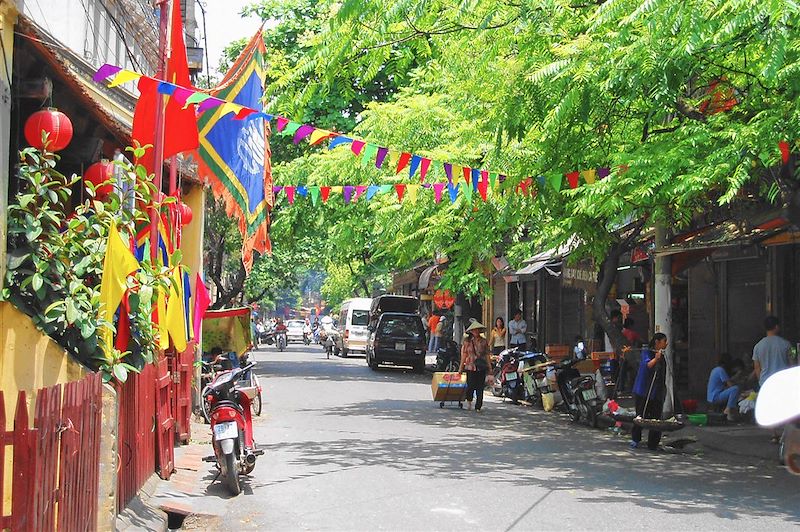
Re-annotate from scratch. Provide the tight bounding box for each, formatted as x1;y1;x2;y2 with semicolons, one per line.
167;344;799;531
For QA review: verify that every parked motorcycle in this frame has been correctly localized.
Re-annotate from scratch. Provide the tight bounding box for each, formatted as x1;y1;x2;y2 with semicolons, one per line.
518;352;555;407
555;358;603;427
202;362;264;495
276;330;287;351
435;339;460;372
491;348;524;403
303;331;312;345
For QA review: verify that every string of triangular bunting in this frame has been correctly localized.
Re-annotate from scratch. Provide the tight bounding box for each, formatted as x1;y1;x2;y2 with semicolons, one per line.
94;63;794;205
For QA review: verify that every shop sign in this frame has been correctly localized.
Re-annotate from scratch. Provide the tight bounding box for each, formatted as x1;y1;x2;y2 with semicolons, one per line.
563;264;598;292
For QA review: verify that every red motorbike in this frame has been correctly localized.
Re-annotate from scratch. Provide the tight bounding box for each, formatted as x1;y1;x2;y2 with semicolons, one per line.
202;362;263;495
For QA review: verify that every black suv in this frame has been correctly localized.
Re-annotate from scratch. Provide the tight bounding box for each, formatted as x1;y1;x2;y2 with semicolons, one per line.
366;312;426;372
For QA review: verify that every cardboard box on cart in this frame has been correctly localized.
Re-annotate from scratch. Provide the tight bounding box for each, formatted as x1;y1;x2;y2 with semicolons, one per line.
431;372;467;402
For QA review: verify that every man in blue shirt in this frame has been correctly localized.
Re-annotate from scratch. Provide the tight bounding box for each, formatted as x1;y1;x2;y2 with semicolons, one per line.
631;333;668;450
707;354;740;421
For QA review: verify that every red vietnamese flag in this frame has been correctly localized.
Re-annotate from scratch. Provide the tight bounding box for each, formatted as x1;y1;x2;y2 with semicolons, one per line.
132;0;199;171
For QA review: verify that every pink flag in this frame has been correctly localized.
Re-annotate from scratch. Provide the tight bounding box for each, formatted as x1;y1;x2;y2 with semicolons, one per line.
193;274;211;341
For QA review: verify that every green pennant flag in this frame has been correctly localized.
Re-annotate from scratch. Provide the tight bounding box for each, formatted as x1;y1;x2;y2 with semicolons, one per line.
463;181;473;201
379;184;393;194
282;121;302;136
489;172;498;189
548;172;562;191
361;143;379;166
309;186;320;206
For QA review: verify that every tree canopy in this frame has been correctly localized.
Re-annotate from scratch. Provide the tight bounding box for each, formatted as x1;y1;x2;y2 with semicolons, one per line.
225;0;800;310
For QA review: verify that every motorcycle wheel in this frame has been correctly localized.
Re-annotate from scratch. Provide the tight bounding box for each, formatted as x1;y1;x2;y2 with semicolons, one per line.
367;352;378;370
491;371;503;397
586;406;598;428
224;453;241;495
569;404;581;423
253;393;262;416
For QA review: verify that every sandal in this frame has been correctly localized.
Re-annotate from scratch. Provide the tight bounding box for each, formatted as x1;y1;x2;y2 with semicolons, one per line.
770;435;780;444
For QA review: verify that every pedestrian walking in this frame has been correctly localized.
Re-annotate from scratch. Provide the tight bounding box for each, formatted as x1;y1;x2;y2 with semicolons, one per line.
630;333;668;451
508;311;527;350
428;313;441;353
753;316;793;443
458;321;492;412
489;317;507;356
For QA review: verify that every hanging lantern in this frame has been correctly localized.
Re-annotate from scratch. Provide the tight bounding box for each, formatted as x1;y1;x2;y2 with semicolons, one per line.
24;108;73;152
83;160;115;198
179;201;193;226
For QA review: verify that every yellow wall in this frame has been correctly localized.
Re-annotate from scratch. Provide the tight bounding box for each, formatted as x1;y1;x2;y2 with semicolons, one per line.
0;301;86;422
0;301;86;515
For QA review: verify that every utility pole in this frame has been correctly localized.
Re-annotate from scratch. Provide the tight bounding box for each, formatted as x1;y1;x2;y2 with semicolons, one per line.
655;224;674;417
149;0;170;264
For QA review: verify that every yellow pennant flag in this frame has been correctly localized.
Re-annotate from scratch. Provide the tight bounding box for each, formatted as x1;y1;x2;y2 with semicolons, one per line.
581;169;597;185
108;70;141;87
331;186;343;195
406;184;419;204
157;288;169;350
99;224;139;359
166;267;188;352
219;101;243;117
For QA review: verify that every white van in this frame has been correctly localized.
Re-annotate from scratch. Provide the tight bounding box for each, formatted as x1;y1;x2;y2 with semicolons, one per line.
338;298;373;356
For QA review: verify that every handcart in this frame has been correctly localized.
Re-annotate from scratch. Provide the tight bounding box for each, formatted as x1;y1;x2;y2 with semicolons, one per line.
201;307;262;420
431;372;467;408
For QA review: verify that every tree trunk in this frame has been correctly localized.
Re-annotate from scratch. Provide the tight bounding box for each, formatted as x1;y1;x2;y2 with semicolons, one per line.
592;242;627;355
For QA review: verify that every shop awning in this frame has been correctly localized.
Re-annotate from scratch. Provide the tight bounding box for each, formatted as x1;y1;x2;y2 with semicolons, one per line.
418;264;439;290
515;244;573;278
657;210;795;257
656;207;798;274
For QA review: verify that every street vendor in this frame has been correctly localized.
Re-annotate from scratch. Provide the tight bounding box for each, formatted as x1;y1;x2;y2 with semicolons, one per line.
630;333;668;451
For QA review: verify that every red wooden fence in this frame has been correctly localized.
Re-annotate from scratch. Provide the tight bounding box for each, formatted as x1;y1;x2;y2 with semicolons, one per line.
116;362;156;512
170;344;194;444
0;373;102;531
155;357;175;480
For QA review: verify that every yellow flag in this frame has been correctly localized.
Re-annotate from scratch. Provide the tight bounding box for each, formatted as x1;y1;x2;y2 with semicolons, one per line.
406;184;419;204
108;70;141;87
157;288;169;350
166;267;188;352
99;224;139;359
581;169;597;185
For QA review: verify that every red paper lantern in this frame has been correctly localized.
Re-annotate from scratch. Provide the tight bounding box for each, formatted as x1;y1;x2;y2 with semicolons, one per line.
83;160;115;198
179;201;193;225
24;108;73;152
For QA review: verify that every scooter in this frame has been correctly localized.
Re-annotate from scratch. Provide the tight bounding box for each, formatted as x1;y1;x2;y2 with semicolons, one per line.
518;352;554;407
275;330;287;351
555;358;603;427
202;362;263;495
303;330;312;345
491;348;524;403
435;339;460;372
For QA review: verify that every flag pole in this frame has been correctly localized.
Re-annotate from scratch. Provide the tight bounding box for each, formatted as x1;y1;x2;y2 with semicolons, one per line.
150;0;170;264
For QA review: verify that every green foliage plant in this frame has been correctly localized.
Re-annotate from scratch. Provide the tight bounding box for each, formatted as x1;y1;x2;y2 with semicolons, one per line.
4;145;175;383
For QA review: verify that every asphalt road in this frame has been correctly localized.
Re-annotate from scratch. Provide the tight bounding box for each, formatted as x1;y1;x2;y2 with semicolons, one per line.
183;343;800;530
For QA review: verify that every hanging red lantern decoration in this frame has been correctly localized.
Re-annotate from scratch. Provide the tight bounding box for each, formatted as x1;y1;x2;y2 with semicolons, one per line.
179;201;193;226
83;160;115;198
24;108;73;152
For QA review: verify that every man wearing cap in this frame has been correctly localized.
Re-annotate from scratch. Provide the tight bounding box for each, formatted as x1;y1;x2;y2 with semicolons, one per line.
458;321;492;412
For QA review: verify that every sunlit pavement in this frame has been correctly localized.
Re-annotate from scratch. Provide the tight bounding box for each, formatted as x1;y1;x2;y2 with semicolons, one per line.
180;343;799;530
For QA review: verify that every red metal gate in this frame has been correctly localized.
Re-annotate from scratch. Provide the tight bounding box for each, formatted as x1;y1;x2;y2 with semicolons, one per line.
155;357;175;479
1;373;102;531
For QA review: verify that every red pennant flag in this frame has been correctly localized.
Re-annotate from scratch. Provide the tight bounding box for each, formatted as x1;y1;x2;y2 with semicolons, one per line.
419;158;432;182
477;180;488;201
462;166;471;185
114;292;131;351
566;171;580;189
395;184;406;202
320;186;331;203
396;152;412;174
276;117;289;132
779;141;791;164
131;0;198;172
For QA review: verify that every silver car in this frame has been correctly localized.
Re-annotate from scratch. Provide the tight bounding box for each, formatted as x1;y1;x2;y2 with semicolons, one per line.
285;320;306;343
